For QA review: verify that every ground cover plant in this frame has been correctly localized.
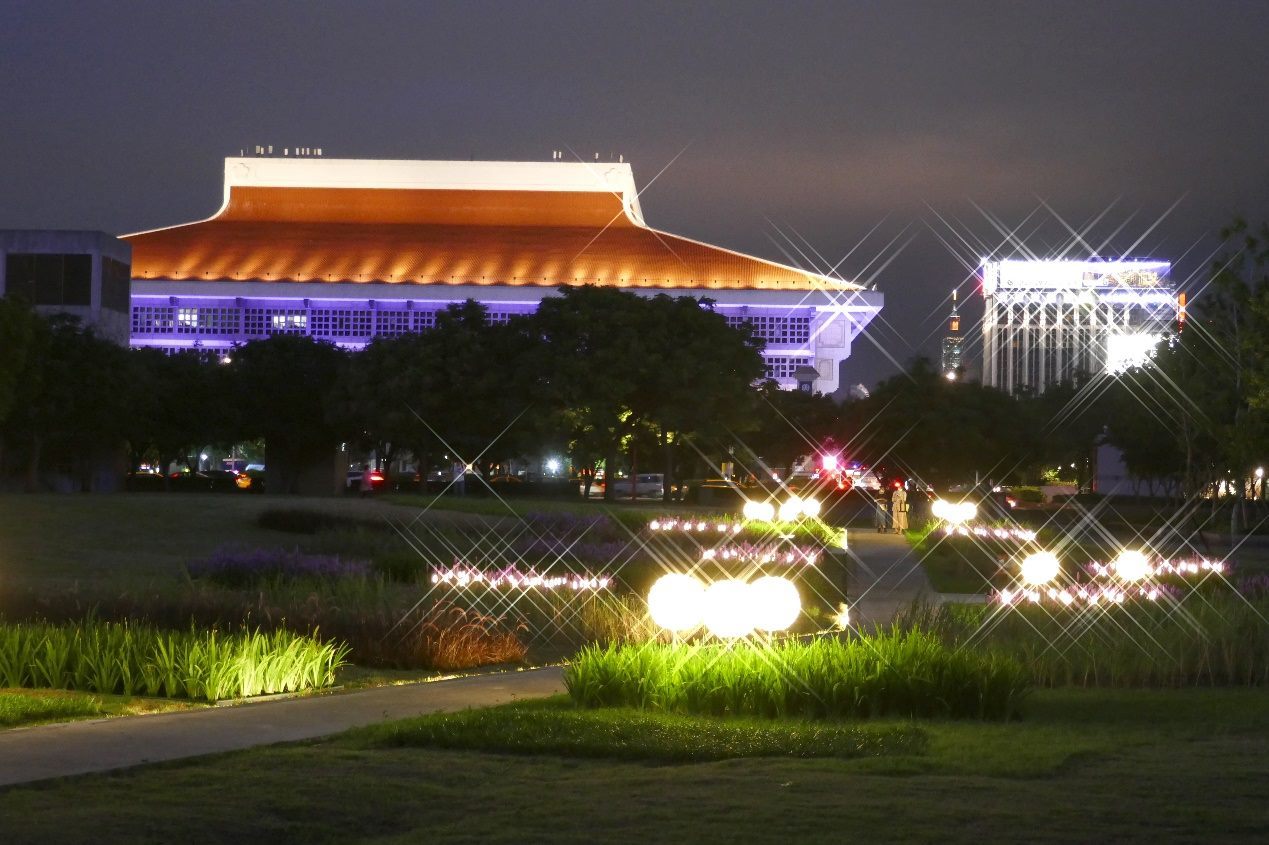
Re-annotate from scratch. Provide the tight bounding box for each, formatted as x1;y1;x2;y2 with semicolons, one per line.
0;689;104;727
356;696;928;762
0;620;347;702
566;631;1032;720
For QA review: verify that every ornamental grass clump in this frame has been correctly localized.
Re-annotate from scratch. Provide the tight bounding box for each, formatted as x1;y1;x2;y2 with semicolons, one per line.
898;595;1269;688
565;630;1031;721
0;620;347;702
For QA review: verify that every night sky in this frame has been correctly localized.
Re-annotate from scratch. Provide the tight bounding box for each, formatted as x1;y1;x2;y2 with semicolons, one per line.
3;1;1266;387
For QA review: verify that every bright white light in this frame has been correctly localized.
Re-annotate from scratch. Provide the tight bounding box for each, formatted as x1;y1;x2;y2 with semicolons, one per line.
748;576;801;632
821;454;838;472
1257;467;1265;480
1105;332;1161;375
742;501;775;522
944;371;956;380
702;579;755;638
778;497;803;522
1112;549;1151;582
833;603;851;629
800;497;821;518
1020;551;1061;586
199;453;209;462
932;499;976;525
545;458;561;474
647;574;705;633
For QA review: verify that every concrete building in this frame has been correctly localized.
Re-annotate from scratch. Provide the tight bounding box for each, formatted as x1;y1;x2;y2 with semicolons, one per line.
123;156;883;392
980;258;1176;395
0;230;131;345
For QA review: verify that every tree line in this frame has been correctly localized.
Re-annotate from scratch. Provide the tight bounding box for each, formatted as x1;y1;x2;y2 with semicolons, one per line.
1;222;1264;510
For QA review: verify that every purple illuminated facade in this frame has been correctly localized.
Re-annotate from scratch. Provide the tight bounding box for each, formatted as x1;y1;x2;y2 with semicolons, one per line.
126;157;883;391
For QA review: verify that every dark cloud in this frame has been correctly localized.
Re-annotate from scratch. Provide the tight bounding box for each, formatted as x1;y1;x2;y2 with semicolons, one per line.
2;0;1265;384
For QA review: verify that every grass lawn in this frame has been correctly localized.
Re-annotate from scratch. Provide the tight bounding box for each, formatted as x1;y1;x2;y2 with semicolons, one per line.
0;688;198;729
1;688;1266;842
0;493;461;586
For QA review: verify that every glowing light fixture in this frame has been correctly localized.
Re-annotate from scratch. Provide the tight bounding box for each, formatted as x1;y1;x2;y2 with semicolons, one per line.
742;501;776;522
647;574;705;632
932;499;977;525
1020;551;1061;586
702;579;756;638
800;497;821;518
821;454;839;472
778;496;803;522
748;576;801;632
1112;549;1151;582
833;603;851;629
545;458;561;474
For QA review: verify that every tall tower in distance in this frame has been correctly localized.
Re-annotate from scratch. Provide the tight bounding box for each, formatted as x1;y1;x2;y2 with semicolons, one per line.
941;288;963;380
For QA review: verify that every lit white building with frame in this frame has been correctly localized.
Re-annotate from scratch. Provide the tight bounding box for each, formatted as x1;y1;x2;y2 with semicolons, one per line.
980;258;1177;395
125;156;883;393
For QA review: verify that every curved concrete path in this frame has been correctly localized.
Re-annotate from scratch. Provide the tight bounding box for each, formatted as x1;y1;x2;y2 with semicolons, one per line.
0;666;564;788
844;530;935;626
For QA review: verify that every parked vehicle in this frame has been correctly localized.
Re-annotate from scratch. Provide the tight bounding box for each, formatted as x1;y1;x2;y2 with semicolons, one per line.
346;469;387;491
606;473;665;499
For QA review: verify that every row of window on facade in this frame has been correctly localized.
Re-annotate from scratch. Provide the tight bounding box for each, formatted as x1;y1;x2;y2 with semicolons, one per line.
4;254;130;312
991;304;1173;326
131;304;816;344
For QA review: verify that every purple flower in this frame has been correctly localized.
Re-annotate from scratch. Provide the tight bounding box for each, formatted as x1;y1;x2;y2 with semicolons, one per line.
189;546;373;586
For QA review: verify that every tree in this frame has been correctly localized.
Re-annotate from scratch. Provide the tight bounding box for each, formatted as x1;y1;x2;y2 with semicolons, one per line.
530;287;763;500
124;349;231;479
226;336;346;494
841;357;1026;488
2;315;132;491
0;297;39;467
743;380;840;482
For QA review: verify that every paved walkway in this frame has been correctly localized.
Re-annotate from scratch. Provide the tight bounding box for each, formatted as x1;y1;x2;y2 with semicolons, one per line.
843;530;935;626
0;666;564;788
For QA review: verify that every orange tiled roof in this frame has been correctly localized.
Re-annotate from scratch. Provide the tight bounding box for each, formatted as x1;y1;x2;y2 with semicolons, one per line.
126;186;858;291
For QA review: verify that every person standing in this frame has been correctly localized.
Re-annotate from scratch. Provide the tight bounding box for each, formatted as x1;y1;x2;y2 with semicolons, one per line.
873;490;890;532
891;483;909;533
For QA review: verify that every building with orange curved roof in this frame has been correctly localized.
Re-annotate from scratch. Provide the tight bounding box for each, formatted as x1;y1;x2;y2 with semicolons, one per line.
126;155;882;392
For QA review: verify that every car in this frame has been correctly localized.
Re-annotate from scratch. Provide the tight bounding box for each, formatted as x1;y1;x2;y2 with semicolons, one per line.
345;468;386;491
606;473;665;499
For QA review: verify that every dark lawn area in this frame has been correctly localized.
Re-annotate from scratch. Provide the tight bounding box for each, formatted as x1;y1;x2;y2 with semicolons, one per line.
1;688;1266;843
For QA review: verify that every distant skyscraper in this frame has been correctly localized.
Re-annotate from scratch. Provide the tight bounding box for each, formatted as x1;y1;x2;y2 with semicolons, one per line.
980;259;1176;395
940;288;963;379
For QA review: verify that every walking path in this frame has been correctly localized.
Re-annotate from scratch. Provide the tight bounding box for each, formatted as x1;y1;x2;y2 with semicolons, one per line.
843;530;935;626
0;666;564;788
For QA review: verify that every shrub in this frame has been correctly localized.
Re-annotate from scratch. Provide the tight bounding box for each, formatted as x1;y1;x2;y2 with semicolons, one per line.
0;620;347;702
565;631;1031;721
